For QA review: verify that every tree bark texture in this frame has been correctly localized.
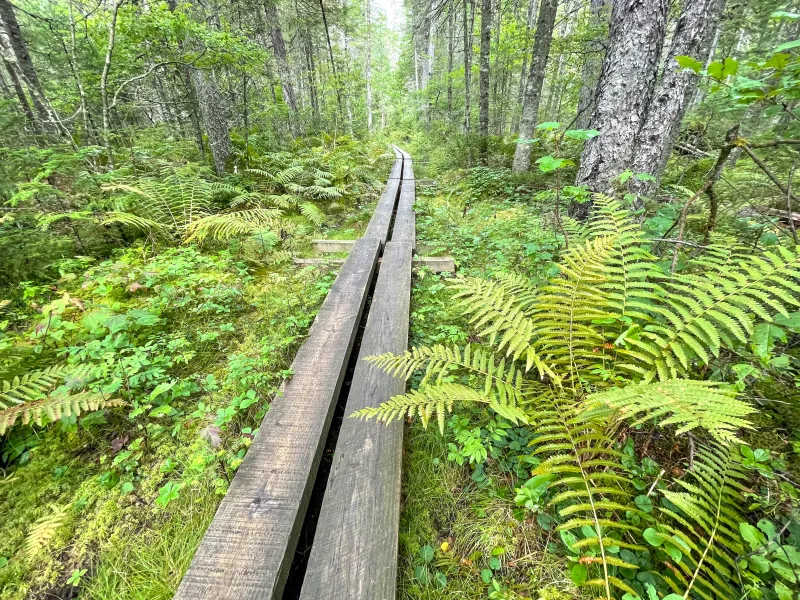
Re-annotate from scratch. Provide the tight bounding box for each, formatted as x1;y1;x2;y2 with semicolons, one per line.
463;0;473;134
263;0;298;114
0;0;48;121
478;0;492;160
575;0;607;129
571;0;668;219
190;68;232;175
512;0;558;173
629;0;727;198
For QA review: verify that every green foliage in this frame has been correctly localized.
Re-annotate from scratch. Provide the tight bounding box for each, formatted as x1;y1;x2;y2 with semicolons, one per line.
360;194;800;599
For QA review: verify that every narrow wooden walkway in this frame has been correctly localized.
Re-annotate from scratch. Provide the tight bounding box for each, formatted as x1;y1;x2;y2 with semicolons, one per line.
174;146;416;600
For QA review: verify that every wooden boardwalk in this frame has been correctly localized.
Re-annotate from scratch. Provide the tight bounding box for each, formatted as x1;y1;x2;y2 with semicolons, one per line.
175;146;417;600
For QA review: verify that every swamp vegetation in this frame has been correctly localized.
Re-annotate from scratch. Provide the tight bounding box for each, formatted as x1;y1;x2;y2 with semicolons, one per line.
1;0;800;598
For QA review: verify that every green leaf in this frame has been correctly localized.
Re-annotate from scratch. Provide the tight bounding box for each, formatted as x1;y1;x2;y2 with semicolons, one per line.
435;572;447;588
774;312;800;331
488;556;502;570
634;495;654;513
420;544;434;564
643;527;664;547
121;481;134;494
675;55;703;73
775;581;794;600
771;11;800;20
752;323;786;357
774;39;800;53
481;568;493;583
740;522;767;550
0;557;7;569
618;170;633;184
772;559;798;583
535;121;561;131
570;563;588;586
414;565;429;584
706;58;738;80
750;554;771;573
535;155;573;173
564;129;600;140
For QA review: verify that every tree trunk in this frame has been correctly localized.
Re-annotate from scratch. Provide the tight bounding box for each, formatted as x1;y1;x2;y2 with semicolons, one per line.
365;0;373;131
262;0;298;117
513;0;538;134
319;0;344;123
0;0;47;120
304;28;320;127
464;0;473;134
447;1;454;122
570;0;668;219
190;69;232;175
629;0;726;198
512;0;558;172
575;0;607;129
478;0;492;161
1;49;37;130
101;1;123;169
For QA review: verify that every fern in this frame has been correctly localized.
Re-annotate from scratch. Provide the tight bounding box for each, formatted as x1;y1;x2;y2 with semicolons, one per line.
0;365;74;409
585;379;756;445
0;391;124;435
26;505;67;560
185;208;283;242
531;395;645;600
355;193;797;598
653;444;748;599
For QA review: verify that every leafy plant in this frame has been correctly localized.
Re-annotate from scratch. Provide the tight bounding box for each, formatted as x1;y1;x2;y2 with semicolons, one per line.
356;194;800;598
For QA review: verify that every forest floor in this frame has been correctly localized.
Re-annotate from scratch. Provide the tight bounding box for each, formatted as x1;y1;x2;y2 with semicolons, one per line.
394;161;579;600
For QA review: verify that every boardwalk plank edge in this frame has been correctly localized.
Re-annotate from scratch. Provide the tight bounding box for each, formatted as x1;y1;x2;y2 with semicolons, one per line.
174;237;381;600
299;241;412;600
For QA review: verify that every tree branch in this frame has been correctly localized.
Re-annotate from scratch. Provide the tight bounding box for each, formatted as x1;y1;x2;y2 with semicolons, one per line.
109;51;206;111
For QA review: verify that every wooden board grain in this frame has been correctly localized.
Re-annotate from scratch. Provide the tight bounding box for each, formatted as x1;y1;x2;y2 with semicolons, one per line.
299;241;412;600
173;237;381;600
391;146;415;248
363;157;402;243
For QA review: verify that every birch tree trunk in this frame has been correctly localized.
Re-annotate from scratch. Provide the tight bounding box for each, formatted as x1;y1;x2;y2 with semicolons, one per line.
478;0;492;161
629;0;727;198
512;0;558;173
571;0;668;219
575;0;607;129
100;1;124;168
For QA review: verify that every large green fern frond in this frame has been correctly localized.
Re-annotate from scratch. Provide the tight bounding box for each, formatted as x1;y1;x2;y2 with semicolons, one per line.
351;382;491;433
620;246;800;381
530;236;616;382
101;212;172;237
585;379;756;445
531;394;643;600
0;391;124;435
1;365;74;409
185;208;284;243
365;344;533;425
654;444;748;599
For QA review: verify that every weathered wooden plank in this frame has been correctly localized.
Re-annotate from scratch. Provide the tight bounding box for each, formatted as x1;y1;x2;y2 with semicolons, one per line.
174;237;381;600
312;239;356;253
363;158;402;243
299;241;412;600
392;184;416;248
294;255;454;273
